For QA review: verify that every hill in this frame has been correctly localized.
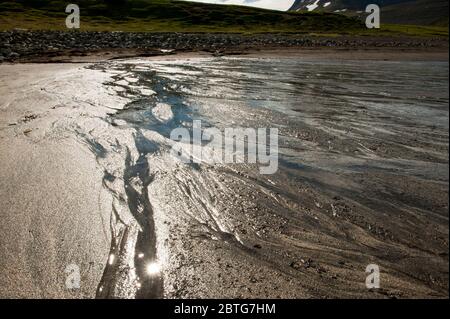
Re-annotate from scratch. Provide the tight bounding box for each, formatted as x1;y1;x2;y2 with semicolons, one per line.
0;0;364;32
382;0;449;26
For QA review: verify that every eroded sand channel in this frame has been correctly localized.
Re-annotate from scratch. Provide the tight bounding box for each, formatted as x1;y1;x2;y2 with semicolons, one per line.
0;54;448;298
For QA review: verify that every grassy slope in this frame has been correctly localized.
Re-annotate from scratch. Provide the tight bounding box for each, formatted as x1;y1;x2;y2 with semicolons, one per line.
0;0;447;37
372;24;448;37
381;0;449;26
0;0;364;33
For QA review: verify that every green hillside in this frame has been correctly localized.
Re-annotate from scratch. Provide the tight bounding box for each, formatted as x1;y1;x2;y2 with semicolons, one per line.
0;0;364;32
382;0;449;26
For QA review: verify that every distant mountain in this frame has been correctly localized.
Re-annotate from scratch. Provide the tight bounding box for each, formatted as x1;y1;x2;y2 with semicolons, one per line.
289;0;449;25
289;1;409;12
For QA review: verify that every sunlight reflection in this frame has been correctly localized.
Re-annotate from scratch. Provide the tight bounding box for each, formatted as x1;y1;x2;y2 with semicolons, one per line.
146;262;161;276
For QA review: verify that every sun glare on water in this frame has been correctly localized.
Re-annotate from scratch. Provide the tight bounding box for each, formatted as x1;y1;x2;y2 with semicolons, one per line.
146;262;161;276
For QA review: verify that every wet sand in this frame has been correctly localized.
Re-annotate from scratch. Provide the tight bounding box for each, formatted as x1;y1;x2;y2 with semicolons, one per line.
0;64;117;298
4;47;449;64
0;49;448;299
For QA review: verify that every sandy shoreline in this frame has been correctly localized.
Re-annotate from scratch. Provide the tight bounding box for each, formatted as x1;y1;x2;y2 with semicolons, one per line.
0;63;134;298
1;46;448;64
0;52;448;299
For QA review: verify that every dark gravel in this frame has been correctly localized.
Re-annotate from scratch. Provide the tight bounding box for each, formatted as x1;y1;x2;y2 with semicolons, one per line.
0;29;448;62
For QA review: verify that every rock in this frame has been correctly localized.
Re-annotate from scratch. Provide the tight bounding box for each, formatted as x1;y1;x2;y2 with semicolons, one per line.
291;258;314;270
152;103;174;123
0;29;445;62
0;48;11;56
9;52;20;58
21;114;38;123
290;261;302;270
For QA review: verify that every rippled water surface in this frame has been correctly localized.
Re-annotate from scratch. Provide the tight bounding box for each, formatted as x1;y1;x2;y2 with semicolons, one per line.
88;56;448;298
